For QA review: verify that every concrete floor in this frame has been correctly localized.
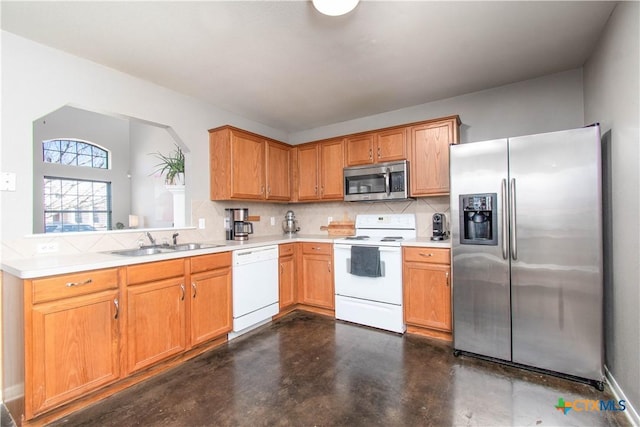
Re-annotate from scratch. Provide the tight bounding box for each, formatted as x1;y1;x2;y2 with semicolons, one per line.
43;312;629;426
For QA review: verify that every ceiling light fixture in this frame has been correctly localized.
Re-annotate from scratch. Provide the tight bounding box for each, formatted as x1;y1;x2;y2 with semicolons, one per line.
312;0;360;16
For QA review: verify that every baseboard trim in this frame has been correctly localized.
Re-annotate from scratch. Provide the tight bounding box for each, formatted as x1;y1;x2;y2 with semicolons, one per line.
605;365;640;426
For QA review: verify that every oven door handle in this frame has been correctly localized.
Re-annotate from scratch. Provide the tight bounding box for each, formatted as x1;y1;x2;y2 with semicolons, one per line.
334;244;401;252
384;167;391;196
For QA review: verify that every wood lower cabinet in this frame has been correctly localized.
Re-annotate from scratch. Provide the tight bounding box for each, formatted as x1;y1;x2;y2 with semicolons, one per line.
24;268;120;418
299;243;334;310
403;247;452;340
189;252;233;346
279;243;297;310
409;116;460;196
126;259;187;374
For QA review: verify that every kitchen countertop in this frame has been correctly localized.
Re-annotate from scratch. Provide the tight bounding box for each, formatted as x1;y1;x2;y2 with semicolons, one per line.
1;234;450;279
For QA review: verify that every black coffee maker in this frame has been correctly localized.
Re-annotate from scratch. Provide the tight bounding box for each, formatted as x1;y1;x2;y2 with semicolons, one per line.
431;213;449;241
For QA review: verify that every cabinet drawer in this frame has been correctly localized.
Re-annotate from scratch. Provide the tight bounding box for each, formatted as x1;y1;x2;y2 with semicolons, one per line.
403;247;450;265
32;268;119;304
190;252;231;274
301;242;331;255
127;259;185;285
279;243;296;257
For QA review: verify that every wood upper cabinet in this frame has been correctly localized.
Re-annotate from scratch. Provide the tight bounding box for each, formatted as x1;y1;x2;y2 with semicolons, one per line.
409;116;460;196
209;126;290;201
189;252;233;346
403;247;452;338
319;139;345;200
345;133;375;166
279;243;297;310
231;131;265;199
376;127;408;163
126;259;186;374
299;243;334;309
297;144;320;200
27;269;120;418
266;140;291;200
345;128;407;166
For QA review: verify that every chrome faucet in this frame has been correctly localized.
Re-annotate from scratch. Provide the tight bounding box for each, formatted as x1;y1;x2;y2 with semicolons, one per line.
146;232;157;246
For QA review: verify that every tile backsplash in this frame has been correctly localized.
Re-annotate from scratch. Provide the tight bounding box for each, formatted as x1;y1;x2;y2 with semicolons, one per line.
1;197;450;260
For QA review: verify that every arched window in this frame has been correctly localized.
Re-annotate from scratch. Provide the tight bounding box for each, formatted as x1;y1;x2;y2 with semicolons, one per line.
42;139;112;233
43;139;109;168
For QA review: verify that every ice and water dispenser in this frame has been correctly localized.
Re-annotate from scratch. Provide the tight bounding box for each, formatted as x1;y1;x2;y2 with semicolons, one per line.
459;193;498;245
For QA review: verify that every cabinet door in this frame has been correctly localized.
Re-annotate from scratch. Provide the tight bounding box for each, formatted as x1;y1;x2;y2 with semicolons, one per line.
376;128;407;162
30;290;120;415
297;144;319;200
403;263;451;331
190;267;232;346
127;278;186;373
279;255;296;310
345;134;374;166
231;130;265;199
265;141;291;201
410;120;456;196
319;139;344;200
301;254;334;309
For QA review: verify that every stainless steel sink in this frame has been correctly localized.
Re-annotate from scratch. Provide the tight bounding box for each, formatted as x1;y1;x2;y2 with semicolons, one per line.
110;247;174;256
169;243;224;251
110;242;224;256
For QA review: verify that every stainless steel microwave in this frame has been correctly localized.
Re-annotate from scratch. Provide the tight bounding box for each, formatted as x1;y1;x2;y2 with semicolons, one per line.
344;160;411;202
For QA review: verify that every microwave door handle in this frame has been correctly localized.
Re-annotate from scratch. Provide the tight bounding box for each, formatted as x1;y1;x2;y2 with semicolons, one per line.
385;168;391;196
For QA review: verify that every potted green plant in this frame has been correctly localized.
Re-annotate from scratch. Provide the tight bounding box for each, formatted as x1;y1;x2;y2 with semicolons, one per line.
150;144;185;185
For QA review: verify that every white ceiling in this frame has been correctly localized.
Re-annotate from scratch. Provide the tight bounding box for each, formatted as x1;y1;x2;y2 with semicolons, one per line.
1;1;616;133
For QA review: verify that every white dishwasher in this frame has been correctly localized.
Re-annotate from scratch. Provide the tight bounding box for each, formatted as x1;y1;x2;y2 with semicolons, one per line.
230;245;279;339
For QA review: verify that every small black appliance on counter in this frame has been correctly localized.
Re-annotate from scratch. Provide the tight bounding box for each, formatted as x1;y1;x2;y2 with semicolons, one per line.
431;213;449;241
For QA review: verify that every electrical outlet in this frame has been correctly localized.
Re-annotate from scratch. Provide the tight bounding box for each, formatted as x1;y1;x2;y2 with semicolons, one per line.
198;218;206;229
0;172;16;192
328;216;333;224
37;242;59;254
270;217;275;226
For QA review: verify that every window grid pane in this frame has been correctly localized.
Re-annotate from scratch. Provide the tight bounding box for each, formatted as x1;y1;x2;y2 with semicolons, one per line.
42;139;109;169
44;177;112;233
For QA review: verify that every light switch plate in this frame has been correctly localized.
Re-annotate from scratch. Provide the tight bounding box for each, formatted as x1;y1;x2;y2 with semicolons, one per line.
0;172;16;191
198;218;206;229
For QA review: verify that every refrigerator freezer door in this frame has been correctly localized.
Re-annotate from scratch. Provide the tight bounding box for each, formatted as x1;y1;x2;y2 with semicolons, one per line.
509;127;603;381
451;139;511;361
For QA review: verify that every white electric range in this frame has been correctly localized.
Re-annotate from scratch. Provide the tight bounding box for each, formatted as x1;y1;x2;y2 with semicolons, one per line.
333;214;416;333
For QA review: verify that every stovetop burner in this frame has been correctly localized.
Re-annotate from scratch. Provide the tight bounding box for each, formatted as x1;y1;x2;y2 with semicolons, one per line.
345;235;370;240
380;236;404;242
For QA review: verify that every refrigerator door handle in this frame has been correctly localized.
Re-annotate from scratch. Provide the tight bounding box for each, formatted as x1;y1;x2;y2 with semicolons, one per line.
510;178;518;260
501;178;508;260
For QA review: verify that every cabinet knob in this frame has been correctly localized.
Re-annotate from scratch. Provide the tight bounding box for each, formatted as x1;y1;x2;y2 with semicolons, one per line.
328;261;331;273
369;149;372;160
445;271;450;287
180;284;185;301
377;147;381;158
419;253;434;257
192;282;197;298
314;185;318;195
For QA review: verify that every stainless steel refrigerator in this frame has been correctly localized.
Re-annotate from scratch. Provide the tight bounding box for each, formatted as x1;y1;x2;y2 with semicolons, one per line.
450;125;604;388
